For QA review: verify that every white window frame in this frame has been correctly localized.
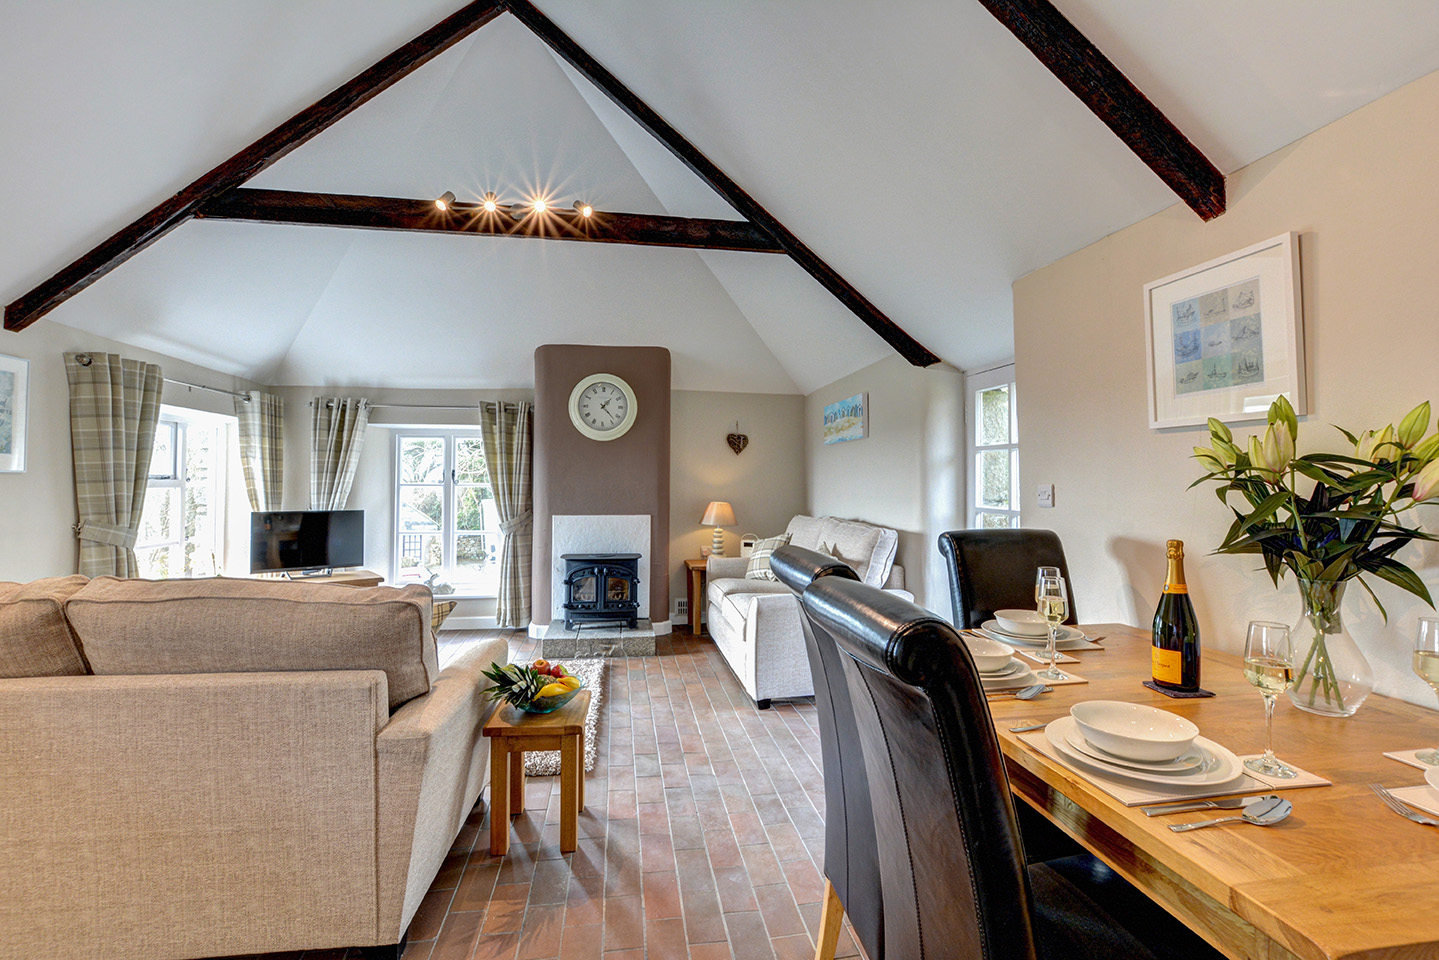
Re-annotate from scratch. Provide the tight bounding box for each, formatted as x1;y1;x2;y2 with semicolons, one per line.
136;407;230;578
965;363;1020;529
392;430;500;599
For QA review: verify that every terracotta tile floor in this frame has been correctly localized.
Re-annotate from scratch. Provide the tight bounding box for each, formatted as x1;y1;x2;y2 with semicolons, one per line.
254;628;859;960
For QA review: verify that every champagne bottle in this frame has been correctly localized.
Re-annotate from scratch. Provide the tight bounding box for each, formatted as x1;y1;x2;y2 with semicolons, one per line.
1152;540;1201;692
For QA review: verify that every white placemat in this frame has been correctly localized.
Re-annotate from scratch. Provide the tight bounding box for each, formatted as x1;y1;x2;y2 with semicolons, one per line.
1389;784;1439;817
1016;729;1328;806
1012;647;1080;665
1383;748;1439;771
987;672;1089;696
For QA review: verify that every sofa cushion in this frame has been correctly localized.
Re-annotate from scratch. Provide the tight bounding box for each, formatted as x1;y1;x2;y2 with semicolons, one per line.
785;515;825;551
745;534;792;581
816;517;899;587
65;577;436;710
0;576;90;678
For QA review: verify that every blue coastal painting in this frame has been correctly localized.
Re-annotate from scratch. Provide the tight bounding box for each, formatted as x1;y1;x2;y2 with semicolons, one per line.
823;393;868;444
0;370;12;455
1173;276;1263;396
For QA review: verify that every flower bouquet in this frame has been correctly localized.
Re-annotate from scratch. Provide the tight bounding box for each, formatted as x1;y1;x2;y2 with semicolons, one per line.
1193;396;1439;715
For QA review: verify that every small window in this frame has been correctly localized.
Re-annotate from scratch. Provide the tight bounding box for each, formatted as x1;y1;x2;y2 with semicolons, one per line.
967;365;1019;529
137;411;229;578
394;432;500;597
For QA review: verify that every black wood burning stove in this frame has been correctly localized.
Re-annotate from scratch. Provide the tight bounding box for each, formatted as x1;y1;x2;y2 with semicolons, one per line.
561;553;641;630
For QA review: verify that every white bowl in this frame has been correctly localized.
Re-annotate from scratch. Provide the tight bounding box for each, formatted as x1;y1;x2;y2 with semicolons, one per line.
962;634;1016;673
994;609;1050;637
1069;701;1199;763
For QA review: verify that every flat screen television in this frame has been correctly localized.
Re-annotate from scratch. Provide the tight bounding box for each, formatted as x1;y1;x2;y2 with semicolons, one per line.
250;510;364;574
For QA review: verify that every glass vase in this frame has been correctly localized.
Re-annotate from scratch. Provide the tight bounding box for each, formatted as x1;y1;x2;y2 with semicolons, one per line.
1287;578;1374;717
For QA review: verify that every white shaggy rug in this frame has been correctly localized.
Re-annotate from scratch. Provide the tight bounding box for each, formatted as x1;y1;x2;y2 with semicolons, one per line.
516;658;605;776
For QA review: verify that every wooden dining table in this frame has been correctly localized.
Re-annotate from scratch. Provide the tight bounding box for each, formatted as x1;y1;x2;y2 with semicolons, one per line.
986;623;1439;960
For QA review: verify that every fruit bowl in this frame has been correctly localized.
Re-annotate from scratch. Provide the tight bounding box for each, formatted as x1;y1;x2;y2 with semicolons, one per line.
521;676;587;714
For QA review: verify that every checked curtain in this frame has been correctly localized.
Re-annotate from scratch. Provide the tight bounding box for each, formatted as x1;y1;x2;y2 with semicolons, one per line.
234;390;284;511
481;400;533;628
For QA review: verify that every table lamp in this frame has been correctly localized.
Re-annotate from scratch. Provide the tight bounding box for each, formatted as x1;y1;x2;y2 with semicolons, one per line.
701;501;736;556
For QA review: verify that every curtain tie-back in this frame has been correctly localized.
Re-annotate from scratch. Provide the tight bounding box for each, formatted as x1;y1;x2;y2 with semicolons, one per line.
74;519;138;549
499;511;533;537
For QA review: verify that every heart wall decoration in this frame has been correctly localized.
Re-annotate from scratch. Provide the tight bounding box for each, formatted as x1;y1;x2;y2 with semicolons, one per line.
727;421;749;455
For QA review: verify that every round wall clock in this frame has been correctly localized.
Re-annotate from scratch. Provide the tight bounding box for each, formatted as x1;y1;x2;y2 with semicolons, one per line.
568;373;639;441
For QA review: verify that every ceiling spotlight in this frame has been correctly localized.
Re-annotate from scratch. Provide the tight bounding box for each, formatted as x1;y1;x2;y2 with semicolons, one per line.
574;201;593;218
532;198;548;214
434;191;456;211
481;193;499;213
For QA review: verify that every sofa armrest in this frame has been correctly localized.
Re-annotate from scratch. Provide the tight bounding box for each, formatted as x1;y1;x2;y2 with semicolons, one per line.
375;637;509;939
0;671;387;958
745;592;814;700
707;556;749;579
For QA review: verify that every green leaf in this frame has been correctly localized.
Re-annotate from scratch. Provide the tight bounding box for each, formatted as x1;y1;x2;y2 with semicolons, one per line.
1334;425;1361;446
1355;575;1391;623
1357;556;1435;606
1240;491;1294;531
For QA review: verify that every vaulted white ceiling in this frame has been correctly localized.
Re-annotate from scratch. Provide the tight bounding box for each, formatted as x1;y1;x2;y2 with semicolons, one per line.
4;1;1439;393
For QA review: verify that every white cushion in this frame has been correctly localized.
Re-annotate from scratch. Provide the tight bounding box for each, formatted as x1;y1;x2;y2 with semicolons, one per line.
745;534;791;581
816;517;895;586
785;515;824;551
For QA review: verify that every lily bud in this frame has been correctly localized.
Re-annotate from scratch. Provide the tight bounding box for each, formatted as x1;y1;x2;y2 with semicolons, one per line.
1213;438;1239;465
1414;433;1439;463
1252;423;1292;475
1193;446;1224;472
1368;425;1398;463
1412;457;1439;502
1248;435;1268;474
1208;418;1233;445
1400;401;1432;449
1268;395;1300;441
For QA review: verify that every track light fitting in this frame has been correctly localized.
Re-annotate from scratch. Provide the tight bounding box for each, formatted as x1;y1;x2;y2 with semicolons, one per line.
434;191;456;211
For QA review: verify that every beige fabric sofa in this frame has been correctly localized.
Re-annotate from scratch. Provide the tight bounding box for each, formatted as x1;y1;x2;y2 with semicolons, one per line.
0;575;508;960
706;515;911;706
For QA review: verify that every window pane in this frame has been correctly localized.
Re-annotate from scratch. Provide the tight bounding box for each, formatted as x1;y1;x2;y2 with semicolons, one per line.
977;512;1018;529
398;486;443;531
455;438;488;485
137;543;184;579
453;533;499;591
399;437;445;484
977;385;1011;446
138;487;182;545
149;422;178;479
455;485;492;532
396;534;443;579
978;450;1011;509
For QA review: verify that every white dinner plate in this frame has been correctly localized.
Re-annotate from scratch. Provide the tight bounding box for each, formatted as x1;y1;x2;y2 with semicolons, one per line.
979;658;1026;680
1044;717;1244;788
981;621;1090;648
1062;724;1206;774
982;664;1036;690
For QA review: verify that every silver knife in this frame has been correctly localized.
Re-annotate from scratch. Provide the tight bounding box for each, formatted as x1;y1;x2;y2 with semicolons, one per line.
1141;794;1280;817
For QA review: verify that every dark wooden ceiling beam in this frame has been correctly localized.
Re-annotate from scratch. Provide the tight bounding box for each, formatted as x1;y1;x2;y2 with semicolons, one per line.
502;0;941;367
976;0;1225;221
197;188;787;254
4;0;506;331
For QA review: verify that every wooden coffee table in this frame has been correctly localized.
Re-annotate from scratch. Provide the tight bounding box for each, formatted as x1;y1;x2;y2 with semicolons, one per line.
482;690;590;855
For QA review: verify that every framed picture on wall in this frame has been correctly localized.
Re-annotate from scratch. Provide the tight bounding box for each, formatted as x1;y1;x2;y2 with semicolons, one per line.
1143;232;1305;429
823;392;868;444
0;353;29;473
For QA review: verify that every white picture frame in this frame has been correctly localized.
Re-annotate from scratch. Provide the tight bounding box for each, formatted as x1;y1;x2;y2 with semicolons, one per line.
1143;232;1305;430
0;353;28;473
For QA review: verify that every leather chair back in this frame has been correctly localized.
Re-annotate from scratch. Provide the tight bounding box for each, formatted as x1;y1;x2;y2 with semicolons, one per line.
938;529;1077;628
769;546;881;960
800;576;1039;960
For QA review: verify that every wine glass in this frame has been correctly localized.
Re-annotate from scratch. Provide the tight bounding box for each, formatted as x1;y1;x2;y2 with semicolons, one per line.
1034;566;1060;603
1414;618;1439;764
1242;621;1298;779
1035;575;1069;681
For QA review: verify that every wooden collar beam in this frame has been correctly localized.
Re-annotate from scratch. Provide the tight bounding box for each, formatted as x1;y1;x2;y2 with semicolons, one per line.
976;0;1225;221
196;189;786;254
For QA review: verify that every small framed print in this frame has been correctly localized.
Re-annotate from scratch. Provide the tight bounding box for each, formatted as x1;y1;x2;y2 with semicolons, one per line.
1144;232;1305;429
0;354;28;473
823;392;868;444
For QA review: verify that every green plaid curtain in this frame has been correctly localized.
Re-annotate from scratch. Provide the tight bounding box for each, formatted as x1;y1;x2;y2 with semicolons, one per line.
481;400;533;628
65;352;163;577
234;391;284;511
310;397;370;510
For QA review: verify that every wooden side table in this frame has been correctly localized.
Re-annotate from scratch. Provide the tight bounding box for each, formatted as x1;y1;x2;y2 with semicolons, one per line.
685;558;707;635
482;690;590;855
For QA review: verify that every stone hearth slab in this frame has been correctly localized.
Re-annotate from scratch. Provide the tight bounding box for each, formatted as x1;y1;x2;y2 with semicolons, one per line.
541;620;656;658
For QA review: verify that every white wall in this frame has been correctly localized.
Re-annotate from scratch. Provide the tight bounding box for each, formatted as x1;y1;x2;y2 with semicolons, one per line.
805;354;965;613
1014;69;1439;706
669;390;807;614
0;318;258;582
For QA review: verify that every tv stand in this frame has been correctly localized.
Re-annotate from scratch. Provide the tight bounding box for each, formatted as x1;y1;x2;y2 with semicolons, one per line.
286;567;334;579
253;569;384;588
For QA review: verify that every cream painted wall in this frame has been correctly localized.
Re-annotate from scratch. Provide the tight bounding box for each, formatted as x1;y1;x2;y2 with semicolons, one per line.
0;318;258;582
668;390;807;615
1014;69;1439;706
805;354;965;613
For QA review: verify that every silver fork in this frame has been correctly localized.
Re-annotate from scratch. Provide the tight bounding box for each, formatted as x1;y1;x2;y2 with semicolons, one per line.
1369;783;1439;826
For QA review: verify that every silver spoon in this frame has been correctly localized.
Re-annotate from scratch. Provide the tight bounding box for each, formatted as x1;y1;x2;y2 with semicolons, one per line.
1169;796;1293;832
1143;794;1281;817
988;682;1050;701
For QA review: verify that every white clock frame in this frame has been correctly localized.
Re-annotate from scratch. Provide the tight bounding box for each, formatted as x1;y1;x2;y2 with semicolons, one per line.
568;372;639;441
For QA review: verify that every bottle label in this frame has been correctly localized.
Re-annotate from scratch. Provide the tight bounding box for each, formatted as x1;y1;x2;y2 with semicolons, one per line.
1163;584;1188;594
1152;647;1182;684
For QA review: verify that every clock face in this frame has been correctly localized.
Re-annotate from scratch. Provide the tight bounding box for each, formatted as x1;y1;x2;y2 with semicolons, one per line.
568;373;638;441
577;381;629;431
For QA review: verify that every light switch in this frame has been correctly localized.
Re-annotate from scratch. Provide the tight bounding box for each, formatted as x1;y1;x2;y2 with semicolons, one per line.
1037;483;1055;508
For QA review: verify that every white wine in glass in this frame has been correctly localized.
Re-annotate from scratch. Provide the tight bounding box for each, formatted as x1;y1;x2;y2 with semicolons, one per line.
1413;617;1439;765
1243;620;1297;779
1034;566;1060;604
1036;575;1069;681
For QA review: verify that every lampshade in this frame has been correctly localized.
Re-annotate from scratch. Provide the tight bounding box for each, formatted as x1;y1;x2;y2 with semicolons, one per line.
701;501;736;527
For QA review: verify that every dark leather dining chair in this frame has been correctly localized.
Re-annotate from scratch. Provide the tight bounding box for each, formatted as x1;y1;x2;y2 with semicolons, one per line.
939;529;1078;628
797;576;1220;960
768;546;880;960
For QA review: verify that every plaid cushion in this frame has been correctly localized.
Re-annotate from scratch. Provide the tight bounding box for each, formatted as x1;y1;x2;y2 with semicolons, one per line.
744;534;792;581
431;600;457;636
